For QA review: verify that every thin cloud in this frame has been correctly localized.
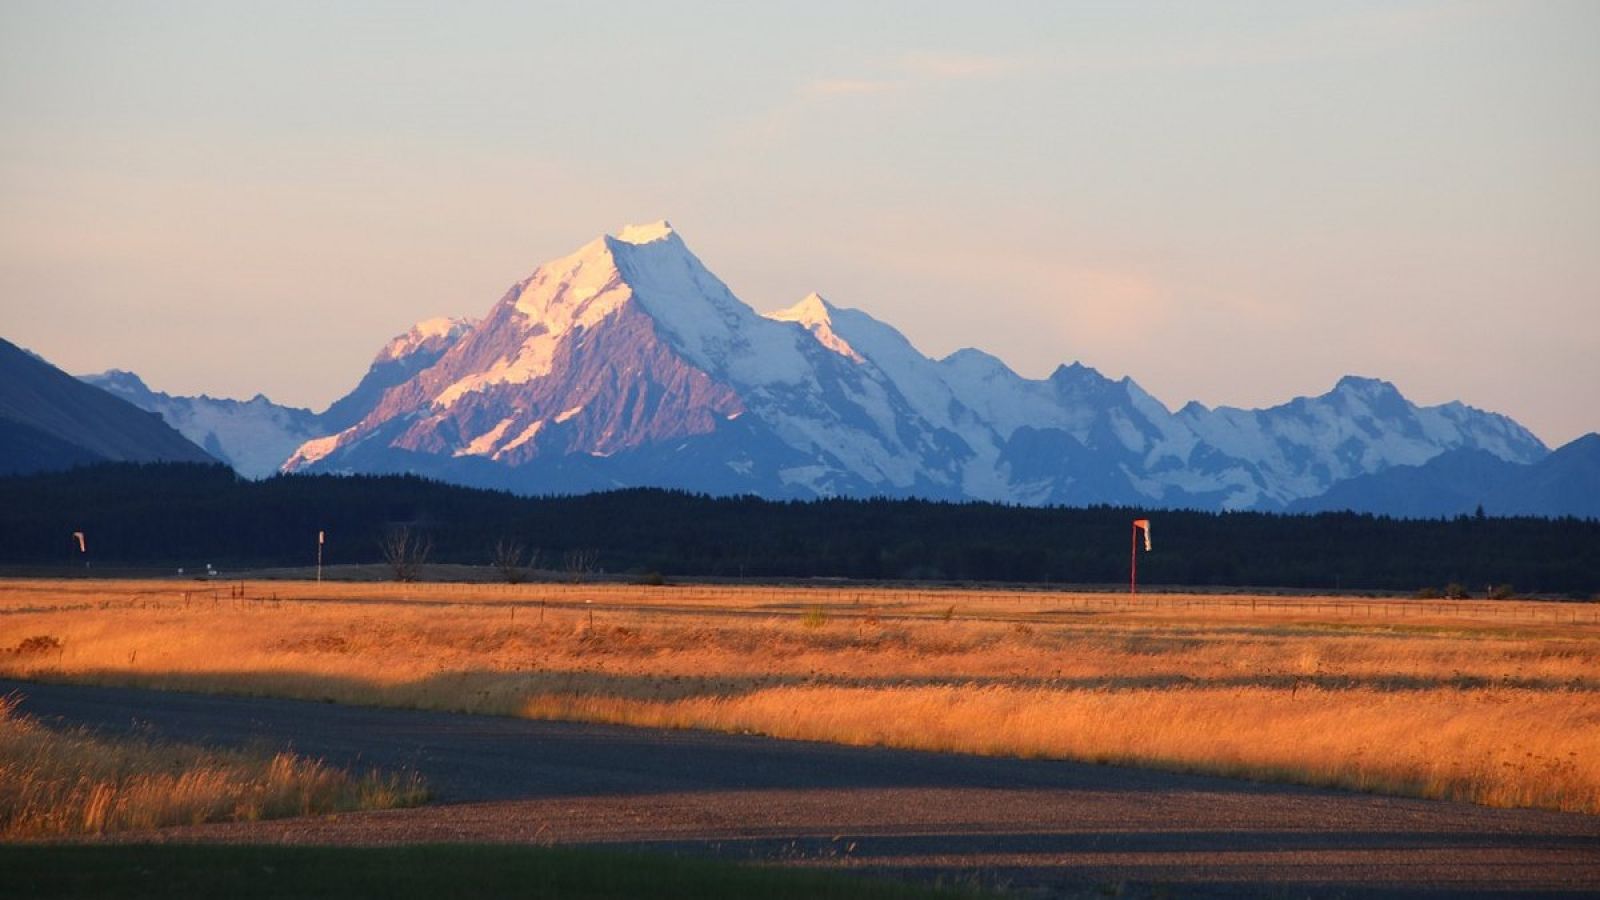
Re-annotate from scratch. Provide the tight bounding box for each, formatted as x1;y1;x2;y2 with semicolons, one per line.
799;78;900;98
796;5;1503;101
797;51;1028;101
897;51;1025;80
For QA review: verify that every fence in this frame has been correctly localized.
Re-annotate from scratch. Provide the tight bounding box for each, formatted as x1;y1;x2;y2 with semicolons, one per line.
8;578;1594;626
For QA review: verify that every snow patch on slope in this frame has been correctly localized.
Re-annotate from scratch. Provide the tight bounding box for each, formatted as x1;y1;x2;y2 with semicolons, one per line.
454;417;515;457
285;429;350;469
493;420;544;459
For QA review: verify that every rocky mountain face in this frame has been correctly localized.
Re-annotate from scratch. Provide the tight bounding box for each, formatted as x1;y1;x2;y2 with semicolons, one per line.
277;221;1550;511
318;317;475;432
0;338;216;476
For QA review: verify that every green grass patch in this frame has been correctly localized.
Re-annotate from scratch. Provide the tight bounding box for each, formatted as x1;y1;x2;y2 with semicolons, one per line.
0;844;991;900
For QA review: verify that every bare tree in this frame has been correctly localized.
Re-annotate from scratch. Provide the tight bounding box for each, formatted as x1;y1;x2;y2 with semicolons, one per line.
493;538;540;584
379;525;432;583
563;548;599;584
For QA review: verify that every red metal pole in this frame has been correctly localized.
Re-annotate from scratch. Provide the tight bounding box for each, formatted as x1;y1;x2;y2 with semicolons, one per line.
1130;522;1137;596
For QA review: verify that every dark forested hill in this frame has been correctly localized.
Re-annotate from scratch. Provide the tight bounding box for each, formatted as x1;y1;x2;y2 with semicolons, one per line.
1;463;1595;594
0;338;215;474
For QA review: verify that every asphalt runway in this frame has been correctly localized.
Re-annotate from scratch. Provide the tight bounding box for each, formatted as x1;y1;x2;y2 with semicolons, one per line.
6;678;1597;897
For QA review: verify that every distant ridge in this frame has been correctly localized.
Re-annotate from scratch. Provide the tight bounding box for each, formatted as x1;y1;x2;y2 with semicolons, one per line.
1290;433;1600;519
82;369;320;480
0;337;216;475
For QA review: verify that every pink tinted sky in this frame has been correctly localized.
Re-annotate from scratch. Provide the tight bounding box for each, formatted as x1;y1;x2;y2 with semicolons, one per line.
1;1;1596;445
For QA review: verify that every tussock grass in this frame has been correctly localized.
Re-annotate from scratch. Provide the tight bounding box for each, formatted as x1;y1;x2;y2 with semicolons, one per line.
522;684;1596;812
0;695;425;838
2;578;1597;815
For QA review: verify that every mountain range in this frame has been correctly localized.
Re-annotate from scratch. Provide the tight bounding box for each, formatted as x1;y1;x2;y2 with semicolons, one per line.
6;220;1591;516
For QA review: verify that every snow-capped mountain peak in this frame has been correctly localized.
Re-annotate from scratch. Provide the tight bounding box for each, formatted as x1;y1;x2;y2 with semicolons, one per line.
768;293;863;363
940;347;1013;376
772;291;834;322
613;218;677;245
1333;374;1398;394
89;368;153;395
504;221;775;370
602;223;812;386
427;221;813;412
377;316;475;363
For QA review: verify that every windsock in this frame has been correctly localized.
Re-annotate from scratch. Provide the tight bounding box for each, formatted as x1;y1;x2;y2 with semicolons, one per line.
72;531;86;554
318;530;325;545
1133;519;1152;551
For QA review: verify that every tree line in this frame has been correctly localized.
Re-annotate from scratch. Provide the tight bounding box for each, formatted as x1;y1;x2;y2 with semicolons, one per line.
1;462;1595;595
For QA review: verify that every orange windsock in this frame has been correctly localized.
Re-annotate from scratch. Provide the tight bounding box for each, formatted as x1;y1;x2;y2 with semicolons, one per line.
1133;519;1152;551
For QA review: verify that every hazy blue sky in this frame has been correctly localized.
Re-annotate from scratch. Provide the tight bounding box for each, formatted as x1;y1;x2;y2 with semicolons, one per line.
2;1;1596;444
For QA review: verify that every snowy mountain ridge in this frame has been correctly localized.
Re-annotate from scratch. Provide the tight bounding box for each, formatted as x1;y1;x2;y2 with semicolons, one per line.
272;221;1547;510
377;317;475;364
81;370;321;479
80;315;476;479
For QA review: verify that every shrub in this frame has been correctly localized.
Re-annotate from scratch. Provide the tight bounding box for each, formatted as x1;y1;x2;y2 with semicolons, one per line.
379;526;431;583
12;636;62;655
492;539;538;584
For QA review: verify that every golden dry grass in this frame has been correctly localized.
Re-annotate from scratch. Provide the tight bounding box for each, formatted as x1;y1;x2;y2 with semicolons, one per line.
2;578;1597;815
0;694;425;838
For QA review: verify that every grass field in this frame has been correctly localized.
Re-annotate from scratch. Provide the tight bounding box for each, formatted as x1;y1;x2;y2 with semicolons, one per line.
0;844;987;899
0;694;424;838
2;576;1597;814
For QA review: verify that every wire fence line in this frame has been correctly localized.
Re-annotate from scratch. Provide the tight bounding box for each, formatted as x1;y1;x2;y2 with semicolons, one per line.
12;578;1596;626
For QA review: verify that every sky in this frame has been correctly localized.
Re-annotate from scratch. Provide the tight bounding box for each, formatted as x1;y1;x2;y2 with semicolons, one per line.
2;1;1596;446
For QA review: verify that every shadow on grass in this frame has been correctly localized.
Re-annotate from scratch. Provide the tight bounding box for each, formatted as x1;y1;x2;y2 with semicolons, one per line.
3;676;1330;804
6;655;1594;709
0;844;992;900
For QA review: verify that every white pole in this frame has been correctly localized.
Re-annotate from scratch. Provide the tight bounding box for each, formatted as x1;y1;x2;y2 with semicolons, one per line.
317;530;325;583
